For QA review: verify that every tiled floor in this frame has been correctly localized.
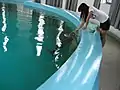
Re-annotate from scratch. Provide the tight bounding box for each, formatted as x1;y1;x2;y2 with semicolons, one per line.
100;36;120;90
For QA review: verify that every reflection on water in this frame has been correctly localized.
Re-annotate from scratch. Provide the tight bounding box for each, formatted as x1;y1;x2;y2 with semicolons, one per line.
54;20;64;69
3;36;9;52
1;4;6;32
56;21;64;48
1;3;9;52
35;15;45;56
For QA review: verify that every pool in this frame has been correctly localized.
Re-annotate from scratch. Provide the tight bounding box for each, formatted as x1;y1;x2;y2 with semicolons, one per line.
0;2;77;90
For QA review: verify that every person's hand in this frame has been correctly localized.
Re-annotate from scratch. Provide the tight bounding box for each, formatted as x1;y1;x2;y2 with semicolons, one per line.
82;26;87;30
75;28;79;31
74;29;79;34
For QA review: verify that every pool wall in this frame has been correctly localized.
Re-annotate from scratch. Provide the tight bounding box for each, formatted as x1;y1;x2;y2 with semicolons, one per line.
0;0;31;3
0;0;102;90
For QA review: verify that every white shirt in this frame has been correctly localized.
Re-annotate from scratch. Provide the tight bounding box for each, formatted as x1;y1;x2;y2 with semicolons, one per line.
89;6;109;23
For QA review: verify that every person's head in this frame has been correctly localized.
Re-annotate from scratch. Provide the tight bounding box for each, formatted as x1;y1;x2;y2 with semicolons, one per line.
78;3;89;22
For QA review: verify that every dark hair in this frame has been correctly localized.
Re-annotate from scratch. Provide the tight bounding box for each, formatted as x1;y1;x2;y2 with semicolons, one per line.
78;3;89;22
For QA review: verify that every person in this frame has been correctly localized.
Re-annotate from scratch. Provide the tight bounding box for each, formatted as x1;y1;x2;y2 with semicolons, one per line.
76;3;110;47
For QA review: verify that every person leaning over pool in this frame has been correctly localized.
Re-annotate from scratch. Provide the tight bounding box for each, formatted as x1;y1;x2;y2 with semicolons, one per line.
75;3;110;47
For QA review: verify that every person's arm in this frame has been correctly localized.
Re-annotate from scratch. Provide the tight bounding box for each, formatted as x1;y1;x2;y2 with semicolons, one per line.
84;11;92;28
75;20;85;31
68;20;85;37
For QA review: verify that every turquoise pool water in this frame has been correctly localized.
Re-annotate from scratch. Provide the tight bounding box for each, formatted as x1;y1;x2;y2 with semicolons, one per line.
0;2;77;90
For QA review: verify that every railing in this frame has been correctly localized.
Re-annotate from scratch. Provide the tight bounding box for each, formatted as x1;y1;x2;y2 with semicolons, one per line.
34;0;78;11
